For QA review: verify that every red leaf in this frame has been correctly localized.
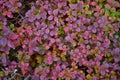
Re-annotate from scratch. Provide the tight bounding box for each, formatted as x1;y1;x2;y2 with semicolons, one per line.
26;27;32;36
11;34;19;40
3;11;13;18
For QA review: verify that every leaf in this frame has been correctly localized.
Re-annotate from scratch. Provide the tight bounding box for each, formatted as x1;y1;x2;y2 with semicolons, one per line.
68;0;78;3
12;34;18;40
116;37;120;40
18;53;23;61
86;74;91;80
106;52;112;57
0;38;7;47
36;55;43;64
72;41;77;47
17;2;22;7
110;10;120;17
115;31;120;37
58;26;65;36
0;22;2;30
1;56;7;66
105;9;110;15
79;38;84;43
6;11;13;18
10;24;15;31
8;40;15;49
62;56;66;61
59;18;63;23
33;47;40;53
99;0;105;2
85;4;90;10
0;71;4;77
58;78;61;80
16;76;23;80
25;55;30;59
26;27;33;36
10;24;14;29
87;54;95;60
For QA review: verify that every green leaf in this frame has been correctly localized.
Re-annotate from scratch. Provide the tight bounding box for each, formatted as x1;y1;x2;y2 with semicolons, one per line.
118;42;120;47
105;9;110;15
86;74;91;80
115;31;120;37
71;0;78;3
109;43;114;49
40;46;44;50
10;23;15;31
62;56;66;61
87;54;95;60
58;26;65;36
59;18;63;23
16;76;23;80
0;71;4;77
85;4;90;10
25;55;30;59
18;53;23;60
87;12;94;18
10;24;14;29
107;53;112;57
58;78;61;80
68;11;72;18
0;21;2;30
72;41;77;47
79;38;83;43
0;12;2;16
36;55;44;64
110;11;120;17
99;0;106;3
116;37;120;41
46;20;50;25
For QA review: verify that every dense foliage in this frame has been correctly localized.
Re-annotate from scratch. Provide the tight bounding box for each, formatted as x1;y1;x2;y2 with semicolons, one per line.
0;0;120;80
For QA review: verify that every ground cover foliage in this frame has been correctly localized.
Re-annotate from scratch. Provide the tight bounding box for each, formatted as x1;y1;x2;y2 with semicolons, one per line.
0;0;120;80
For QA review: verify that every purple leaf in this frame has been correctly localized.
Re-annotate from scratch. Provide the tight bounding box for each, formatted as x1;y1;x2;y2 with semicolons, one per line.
1;56;7;66
33;47;40;53
69;4;77;10
53;9;58;16
0;38;7;47
7;40;15;49
48;15;53;20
